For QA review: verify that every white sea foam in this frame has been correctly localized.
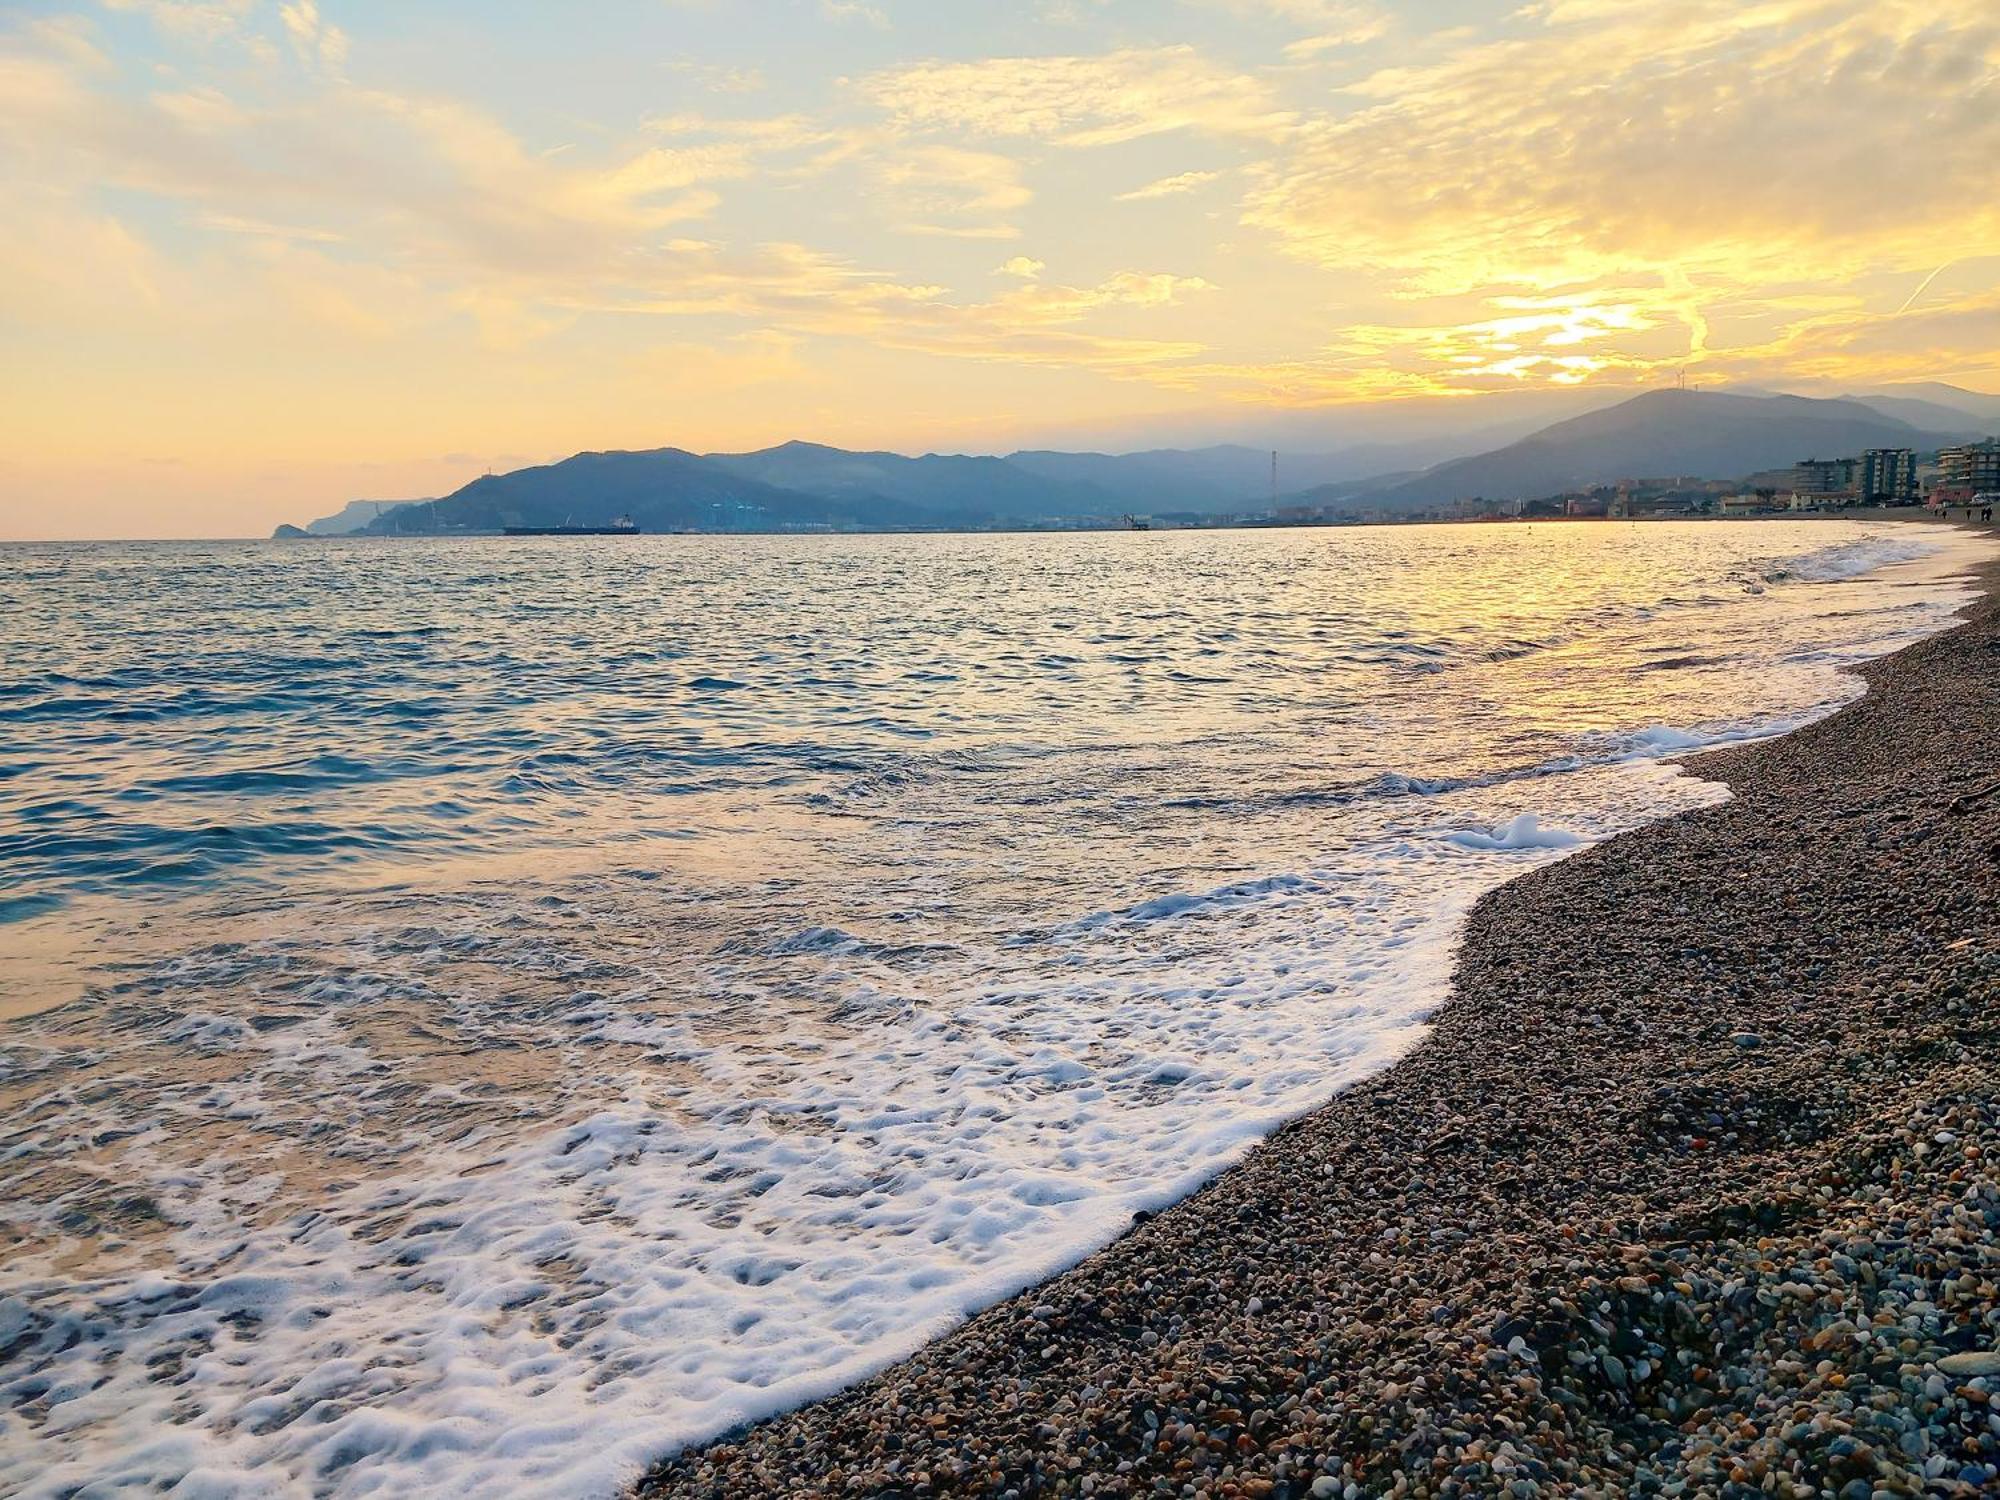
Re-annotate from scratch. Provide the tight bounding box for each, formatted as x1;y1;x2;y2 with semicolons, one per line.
0;757;1794;1499
0;766;1734;1499
1445;811;1582;851
1770;531;1943;584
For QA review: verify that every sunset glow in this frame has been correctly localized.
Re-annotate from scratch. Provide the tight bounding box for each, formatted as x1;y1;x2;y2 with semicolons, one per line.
2;0;1997;536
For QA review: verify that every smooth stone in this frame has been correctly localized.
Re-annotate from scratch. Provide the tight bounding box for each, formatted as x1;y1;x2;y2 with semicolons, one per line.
1936;1349;2000;1376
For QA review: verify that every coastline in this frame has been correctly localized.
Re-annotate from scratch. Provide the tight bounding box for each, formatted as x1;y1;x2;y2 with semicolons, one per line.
641;550;2000;1499
254;504;2000;541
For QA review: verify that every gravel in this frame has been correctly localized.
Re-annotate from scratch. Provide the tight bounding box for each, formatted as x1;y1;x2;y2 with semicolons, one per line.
639;558;2000;1500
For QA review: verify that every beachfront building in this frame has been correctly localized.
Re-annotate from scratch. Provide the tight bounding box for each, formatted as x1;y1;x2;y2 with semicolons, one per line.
1790;456;1857;502
1938;439;2000;492
1931;439;2000;508
1856;448;1917;504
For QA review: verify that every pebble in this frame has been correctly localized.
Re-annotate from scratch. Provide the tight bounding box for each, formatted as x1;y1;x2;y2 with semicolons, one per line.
1938;1351;2000;1378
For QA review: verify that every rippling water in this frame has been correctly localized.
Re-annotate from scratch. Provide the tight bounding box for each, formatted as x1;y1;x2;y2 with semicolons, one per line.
0;522;1986;1497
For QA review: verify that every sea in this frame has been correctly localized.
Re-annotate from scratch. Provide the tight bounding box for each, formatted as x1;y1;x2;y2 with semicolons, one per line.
0;520;1989;1498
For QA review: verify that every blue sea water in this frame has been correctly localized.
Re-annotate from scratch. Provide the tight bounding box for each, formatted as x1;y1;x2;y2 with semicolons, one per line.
0;522;1987;1497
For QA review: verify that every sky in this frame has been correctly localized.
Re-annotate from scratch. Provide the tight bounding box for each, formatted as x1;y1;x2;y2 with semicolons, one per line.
2;0;1997;539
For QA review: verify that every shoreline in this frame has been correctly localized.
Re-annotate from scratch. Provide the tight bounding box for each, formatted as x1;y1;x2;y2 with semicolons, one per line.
641;550;2000;1498
12;504;1990;547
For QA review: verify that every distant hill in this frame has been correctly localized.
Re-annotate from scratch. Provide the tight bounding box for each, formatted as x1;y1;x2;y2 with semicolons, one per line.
1332;390;1969;511
357;447;936;534
1837;390;1993;434
1006;445;1326;510
1010;382;1637;460
1852;382;2000;428
701;440;1110;519
1007;436;1564;508
304;441;1376;535
285;497;423;537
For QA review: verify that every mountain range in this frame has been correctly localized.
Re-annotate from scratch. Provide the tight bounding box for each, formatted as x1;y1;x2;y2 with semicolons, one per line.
280;384;1997;537
1324;390;1981;511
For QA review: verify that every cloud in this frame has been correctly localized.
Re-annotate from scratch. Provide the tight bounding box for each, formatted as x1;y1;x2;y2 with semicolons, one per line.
1282;27;1387;60
1199;0;1390;52
996;256;1044;279
821;0;888;26
1204;0;1379;19
874;143;1031;238
665;60;766;95
101;0;255;44
196;210;345;242
1254;0;2000;288
1115;169;1222;202
877;269;1215;375
1695;280;2000;389
643;111;843;150
623;328;811;395
277;0;345;73
575;245;1211;375
0;198;170;329
1237;0;2000;393
0;32;740;293
1328;296;1668;388
880;301;1209;372
862;45;1292;146
1036;0;1111;24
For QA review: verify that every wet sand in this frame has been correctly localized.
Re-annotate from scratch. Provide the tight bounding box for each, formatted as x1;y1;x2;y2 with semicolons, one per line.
641;556;2000;1500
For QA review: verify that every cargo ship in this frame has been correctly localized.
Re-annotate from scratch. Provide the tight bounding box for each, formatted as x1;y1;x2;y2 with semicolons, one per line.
496;516;636;540
502;515;640;536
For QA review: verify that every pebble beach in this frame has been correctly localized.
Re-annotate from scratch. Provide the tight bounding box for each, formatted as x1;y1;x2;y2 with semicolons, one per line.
640;550;2000;1500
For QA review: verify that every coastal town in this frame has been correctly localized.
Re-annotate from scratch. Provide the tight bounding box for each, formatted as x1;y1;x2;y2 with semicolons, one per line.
1265;436;2000;527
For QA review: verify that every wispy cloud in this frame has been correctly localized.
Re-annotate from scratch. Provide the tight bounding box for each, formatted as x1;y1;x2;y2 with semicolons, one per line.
821;0;888;27
1116;169;1222;202
862;46;1292;146
665;59;766;95
277;0;345;74
875;143;1031;238
1200;0;1390;51
101;0;255;44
